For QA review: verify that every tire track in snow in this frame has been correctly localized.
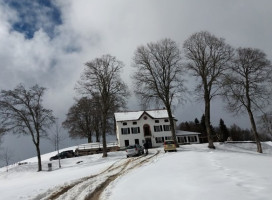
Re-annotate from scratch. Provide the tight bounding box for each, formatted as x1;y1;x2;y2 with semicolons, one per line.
58;158;134;200
32;159;126;200
85;150;160;200
33;151;160;200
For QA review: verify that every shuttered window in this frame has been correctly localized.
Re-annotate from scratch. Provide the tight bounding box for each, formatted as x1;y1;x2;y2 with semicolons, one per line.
131;127;140;134
154;125;162;132
121;128;130;135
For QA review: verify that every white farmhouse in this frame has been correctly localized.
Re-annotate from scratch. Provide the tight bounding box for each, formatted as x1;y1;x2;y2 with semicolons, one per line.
114;109;200;148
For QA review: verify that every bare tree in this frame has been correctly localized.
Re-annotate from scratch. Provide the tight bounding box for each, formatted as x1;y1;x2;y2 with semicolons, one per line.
183;31;233;149
63;97;100;143
1;147;13;172
77;55;129;157
48;123;66;151
222;48;272;153
0;84;55;171
132;38;186;147
48;120;66;168
0;122;5;136
0;114;8;138
0;126;4;145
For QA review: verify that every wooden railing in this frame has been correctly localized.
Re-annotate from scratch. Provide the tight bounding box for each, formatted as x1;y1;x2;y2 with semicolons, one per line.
77;141;118;150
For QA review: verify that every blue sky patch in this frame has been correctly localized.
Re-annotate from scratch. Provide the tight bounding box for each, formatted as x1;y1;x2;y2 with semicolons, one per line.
5;0;62;39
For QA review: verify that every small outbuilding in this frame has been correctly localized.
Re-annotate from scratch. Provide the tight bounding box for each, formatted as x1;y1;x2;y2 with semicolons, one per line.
176;130;201;144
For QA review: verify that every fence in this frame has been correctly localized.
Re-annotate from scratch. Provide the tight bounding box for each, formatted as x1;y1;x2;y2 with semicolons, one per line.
77;141;118;150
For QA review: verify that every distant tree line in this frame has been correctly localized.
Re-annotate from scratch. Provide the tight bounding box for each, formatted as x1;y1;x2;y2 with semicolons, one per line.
179;115;271;142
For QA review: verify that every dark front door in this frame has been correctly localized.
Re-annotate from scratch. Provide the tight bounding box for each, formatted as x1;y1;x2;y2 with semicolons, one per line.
143;124;151;136
145;138;152;148
135;139;139;145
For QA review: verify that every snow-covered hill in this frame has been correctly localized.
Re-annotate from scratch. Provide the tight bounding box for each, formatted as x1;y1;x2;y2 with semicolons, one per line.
0;142;272;200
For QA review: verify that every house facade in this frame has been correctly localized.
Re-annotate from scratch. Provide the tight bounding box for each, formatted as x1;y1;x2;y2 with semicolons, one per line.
114;109;200;148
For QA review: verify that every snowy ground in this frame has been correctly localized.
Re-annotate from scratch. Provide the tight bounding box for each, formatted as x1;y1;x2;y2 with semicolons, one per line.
0;142;272;200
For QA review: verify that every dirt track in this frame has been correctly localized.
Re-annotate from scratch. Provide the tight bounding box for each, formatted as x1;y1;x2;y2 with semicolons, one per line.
33;150;160;200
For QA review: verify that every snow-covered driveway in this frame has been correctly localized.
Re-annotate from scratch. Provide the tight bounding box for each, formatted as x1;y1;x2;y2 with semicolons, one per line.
34;150;160;200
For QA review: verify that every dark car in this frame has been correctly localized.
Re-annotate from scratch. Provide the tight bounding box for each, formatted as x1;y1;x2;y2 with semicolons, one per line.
49;150;75;161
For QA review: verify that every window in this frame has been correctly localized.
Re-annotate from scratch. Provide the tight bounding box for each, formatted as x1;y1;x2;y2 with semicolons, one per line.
131;127;140;134
165;136;172;140
154;125;162;132
133;121;137;125
163;125;171;131
125;140;129;146
135;139;139;145
121;128;130;135
178;136;187;143
155;120;159;123
164;119;169;122
155;137;164;143
189;136;197;142
143;116;147;120
123;122;127;126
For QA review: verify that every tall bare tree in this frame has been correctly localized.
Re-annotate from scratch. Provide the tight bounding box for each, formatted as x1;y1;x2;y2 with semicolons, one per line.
222;48;272;153
0;113;8;139
0;120;6;143
132;38;187;147
0;121;5;135
1;147;13;172
0;84;55;171
183;31;233;149
63;96;102;143
48;121;66;151
48;120;66;168
77;55;129;157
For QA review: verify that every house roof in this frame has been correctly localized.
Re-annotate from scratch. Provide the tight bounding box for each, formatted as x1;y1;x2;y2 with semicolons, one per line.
114;109;174;122
176;130;201;136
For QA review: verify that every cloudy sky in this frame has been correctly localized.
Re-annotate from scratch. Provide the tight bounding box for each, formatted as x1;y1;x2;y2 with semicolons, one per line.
1;0;272;159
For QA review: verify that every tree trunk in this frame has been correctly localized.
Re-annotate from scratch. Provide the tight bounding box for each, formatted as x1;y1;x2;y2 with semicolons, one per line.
94;125;100;142
95;131;100;142
102;113;107;157
248;109;263;153
33;131;42;171
204;94;215;149
166;105;179;147
57;138;61;168
245;76;263;153
87;132;92;143
35;144;42;171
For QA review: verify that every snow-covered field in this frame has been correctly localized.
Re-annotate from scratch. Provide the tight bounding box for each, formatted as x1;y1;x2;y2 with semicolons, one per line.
1;142;272;200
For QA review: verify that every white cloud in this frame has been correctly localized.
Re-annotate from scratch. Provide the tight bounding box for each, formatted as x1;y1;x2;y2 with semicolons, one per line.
0;0;272;127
